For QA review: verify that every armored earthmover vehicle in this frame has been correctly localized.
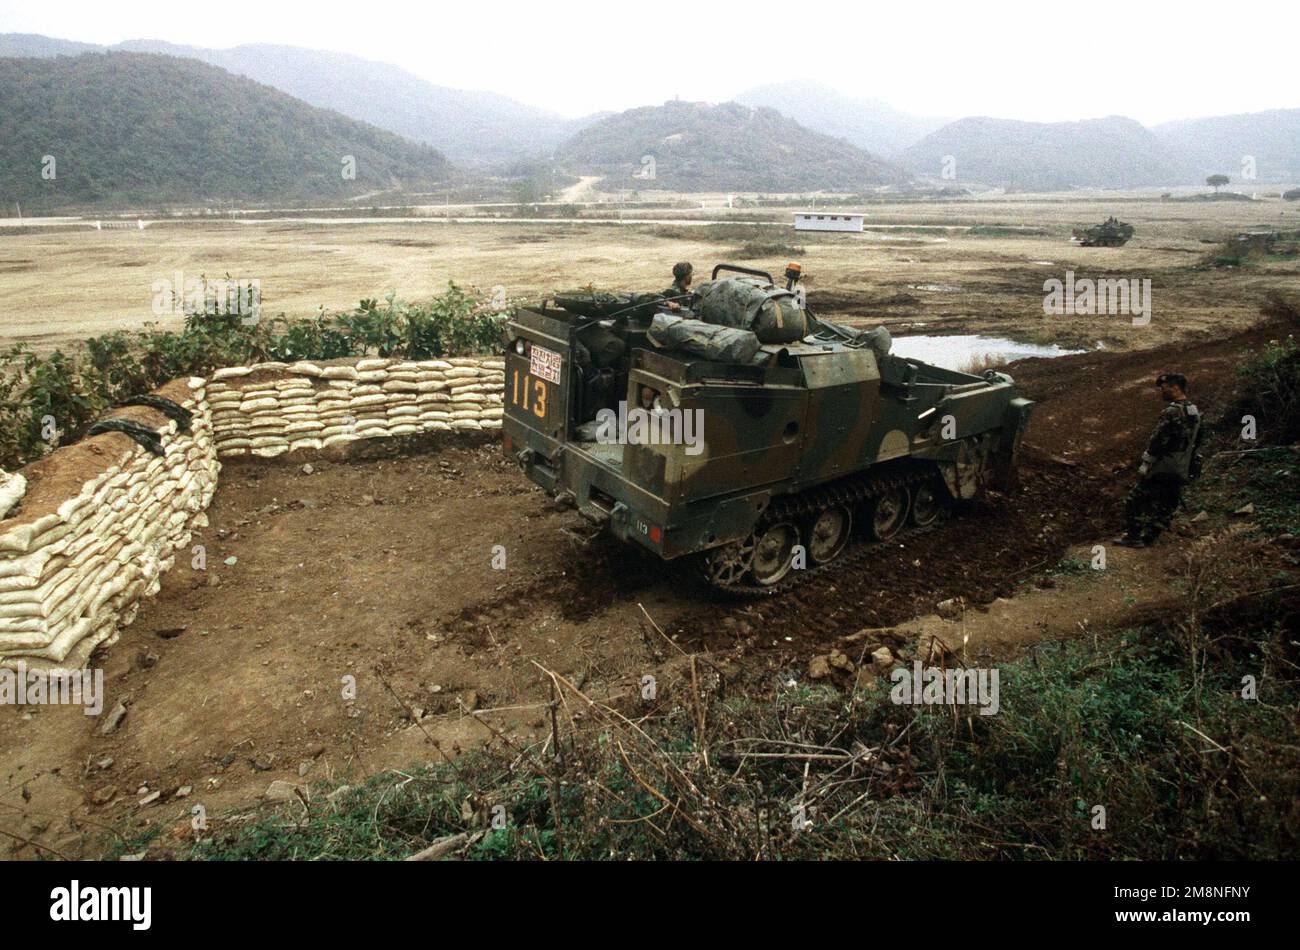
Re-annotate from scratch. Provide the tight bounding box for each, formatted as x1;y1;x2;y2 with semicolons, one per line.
1072;216;1134;247
503;264;1033;592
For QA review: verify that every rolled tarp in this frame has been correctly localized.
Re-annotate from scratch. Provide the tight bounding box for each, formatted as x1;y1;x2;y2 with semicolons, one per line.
647;314;762;364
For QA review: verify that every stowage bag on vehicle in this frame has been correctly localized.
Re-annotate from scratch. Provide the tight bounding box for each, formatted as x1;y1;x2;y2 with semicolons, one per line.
555;291;663;323
647;314;762;364
693;277;808;344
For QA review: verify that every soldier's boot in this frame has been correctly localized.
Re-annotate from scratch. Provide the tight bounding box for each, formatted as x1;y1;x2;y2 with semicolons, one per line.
1116;483;1153;546
1140;490;1182;545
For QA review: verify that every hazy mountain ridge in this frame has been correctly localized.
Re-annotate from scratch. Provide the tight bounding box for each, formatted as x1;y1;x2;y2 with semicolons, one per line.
2;33;1297;193
114;40;595;167
0;33;102;57
0;52;452;211
0;33;591;167
554;99;905;192
1152;109;1300;183
735;80;948;156
734;81;1299;190
903;115;1189;189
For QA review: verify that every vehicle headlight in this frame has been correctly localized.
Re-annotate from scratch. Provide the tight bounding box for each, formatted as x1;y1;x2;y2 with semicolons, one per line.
514;338;527;356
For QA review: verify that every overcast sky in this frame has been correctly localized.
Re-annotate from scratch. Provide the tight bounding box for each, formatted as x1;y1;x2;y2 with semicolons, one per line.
2;0;1296;124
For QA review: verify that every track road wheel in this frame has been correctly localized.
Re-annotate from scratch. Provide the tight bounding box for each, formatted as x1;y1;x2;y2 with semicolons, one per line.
868;487;910;541
909;480;948;528
750;522;798;586
702;534;755;588
805;505;852;565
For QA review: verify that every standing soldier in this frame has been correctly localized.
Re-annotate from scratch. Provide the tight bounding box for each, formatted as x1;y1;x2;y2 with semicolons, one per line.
1115;372;1204;547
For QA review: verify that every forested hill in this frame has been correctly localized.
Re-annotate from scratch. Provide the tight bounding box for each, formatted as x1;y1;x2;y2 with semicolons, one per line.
0;52;453;212
555;100;905;192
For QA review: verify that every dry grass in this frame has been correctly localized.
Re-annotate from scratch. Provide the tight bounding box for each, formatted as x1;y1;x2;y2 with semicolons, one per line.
958;351;1010;374
0;195;1287;352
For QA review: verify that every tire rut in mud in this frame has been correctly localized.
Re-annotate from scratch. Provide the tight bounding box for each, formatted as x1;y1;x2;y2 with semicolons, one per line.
441;533;664;646
670;460;1114;655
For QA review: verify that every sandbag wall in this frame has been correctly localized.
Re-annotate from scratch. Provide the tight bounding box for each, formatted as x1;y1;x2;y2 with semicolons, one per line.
205;357;505;456
0;356;507;671
0;378;218;673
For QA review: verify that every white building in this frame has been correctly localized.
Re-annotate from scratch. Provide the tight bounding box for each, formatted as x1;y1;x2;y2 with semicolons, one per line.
793;212;864;232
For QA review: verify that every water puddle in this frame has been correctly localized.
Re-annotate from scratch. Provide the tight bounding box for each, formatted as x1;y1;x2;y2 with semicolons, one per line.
891;334;1086;371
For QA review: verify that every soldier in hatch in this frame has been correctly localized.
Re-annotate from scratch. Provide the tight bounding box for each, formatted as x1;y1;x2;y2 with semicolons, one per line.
1115;372;1204;547
660;261;695;311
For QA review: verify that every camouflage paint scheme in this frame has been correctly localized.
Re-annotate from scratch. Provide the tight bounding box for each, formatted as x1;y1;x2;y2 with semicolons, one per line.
1072;217;1135;247
503;301;1033;562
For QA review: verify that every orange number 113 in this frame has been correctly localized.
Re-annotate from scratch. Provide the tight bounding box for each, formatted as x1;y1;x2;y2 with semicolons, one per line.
511;369;547;419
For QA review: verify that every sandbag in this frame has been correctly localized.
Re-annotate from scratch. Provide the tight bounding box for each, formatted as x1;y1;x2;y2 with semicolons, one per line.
648;315;761;364
693;277;808;344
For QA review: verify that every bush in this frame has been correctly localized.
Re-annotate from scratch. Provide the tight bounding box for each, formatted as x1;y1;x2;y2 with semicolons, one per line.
1204;231;1300;268
0;346;110;466
0;283;510;470
1233;309;1299;442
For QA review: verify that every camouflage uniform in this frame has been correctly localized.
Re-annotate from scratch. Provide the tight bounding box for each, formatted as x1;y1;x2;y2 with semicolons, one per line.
660;280;694;307
661;262;695;309
1122;398;1203;543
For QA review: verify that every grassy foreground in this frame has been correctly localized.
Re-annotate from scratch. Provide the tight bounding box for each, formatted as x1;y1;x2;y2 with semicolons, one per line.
128;504;1296;861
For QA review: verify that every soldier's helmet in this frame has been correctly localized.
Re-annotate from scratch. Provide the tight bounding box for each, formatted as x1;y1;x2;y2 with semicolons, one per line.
1155;372;1188;391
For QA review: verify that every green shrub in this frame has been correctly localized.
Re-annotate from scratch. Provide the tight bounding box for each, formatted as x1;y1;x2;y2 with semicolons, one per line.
0;283;510;470
0;345;110;464
1234;320;1299;442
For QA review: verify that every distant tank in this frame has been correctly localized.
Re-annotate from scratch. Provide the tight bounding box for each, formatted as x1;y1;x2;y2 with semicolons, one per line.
502;263;1034;593
1072;216;1134;247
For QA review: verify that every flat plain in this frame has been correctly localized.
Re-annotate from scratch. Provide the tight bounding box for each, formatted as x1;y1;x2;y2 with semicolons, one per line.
2;194;1294;351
